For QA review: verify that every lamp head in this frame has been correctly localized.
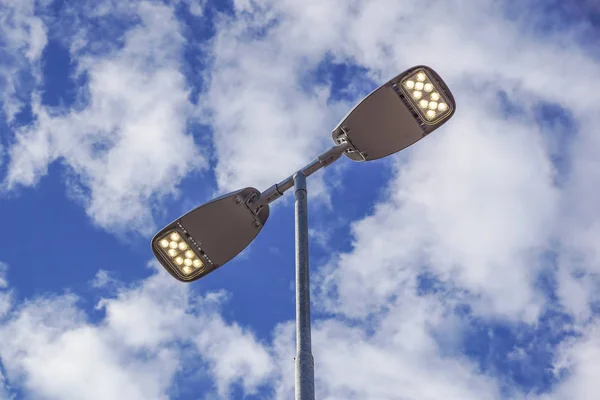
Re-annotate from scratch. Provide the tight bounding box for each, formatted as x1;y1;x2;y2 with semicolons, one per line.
152;187;269;282
332;65;456;161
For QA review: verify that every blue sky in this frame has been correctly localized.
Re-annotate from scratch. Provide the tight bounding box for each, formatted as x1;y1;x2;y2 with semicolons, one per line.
1;0;600;399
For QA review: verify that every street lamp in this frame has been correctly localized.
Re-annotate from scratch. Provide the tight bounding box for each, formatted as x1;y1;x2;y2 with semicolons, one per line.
151;65;456;399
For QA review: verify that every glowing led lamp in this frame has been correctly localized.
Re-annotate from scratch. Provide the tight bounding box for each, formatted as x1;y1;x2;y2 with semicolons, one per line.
156;231;204;278
401;69;453;124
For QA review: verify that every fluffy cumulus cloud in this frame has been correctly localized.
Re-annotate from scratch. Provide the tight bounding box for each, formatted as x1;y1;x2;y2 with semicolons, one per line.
203;0;598;326
1;0;600;399
0;0;47;122
0;263;274;399
1;1;205;235
547;321;600;400
205;0;600;397
204;0;354;194
212;0;599;317
317;102;558;322
270;297;504;400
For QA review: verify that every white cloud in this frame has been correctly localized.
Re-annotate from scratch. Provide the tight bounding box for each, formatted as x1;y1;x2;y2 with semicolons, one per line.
553;116;600;320
0;262;12;319
176;0;205;16
204;2;352;195
271;292;503;400
2;1;206;235
0;369;11;400
0;263;7;289
207;0;600;324
0;0;47;122
0;262;274;399
543;319;600;400
191;316;274;398
90;269;118;289
317;100;559;321
203;0;600;397
2;0;600;399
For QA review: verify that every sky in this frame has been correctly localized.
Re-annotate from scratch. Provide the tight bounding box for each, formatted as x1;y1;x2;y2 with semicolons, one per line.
0;0;600;399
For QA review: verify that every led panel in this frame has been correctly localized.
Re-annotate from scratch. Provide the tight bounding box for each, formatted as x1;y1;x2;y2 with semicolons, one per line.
401;68;453;125
155;230;205;278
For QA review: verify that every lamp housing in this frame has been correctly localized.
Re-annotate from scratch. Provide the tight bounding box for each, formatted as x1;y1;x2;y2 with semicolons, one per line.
152;187;269;282
332;65;456;161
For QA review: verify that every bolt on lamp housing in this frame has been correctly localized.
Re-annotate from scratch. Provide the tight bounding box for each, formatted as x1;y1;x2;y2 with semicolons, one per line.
152;187;270;282
332;65;456;161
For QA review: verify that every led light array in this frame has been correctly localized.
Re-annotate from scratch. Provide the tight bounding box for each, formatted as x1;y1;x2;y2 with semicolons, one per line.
157;231;204;276
402;70;450;123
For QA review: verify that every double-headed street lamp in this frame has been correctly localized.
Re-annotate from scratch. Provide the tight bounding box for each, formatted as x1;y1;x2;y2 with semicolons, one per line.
151;66;456;399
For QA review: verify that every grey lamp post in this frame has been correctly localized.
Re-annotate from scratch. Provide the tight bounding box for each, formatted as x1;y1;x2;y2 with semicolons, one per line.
151;65;456;399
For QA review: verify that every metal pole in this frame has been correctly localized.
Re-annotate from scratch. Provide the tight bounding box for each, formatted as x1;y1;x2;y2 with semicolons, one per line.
293;172;315;400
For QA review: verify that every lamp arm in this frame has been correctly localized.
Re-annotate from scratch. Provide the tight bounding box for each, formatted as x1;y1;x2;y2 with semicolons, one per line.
249;141;351;210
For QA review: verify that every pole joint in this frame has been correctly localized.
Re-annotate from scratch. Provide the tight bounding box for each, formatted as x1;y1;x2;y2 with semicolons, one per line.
251;142;350;210
293;172;307;193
